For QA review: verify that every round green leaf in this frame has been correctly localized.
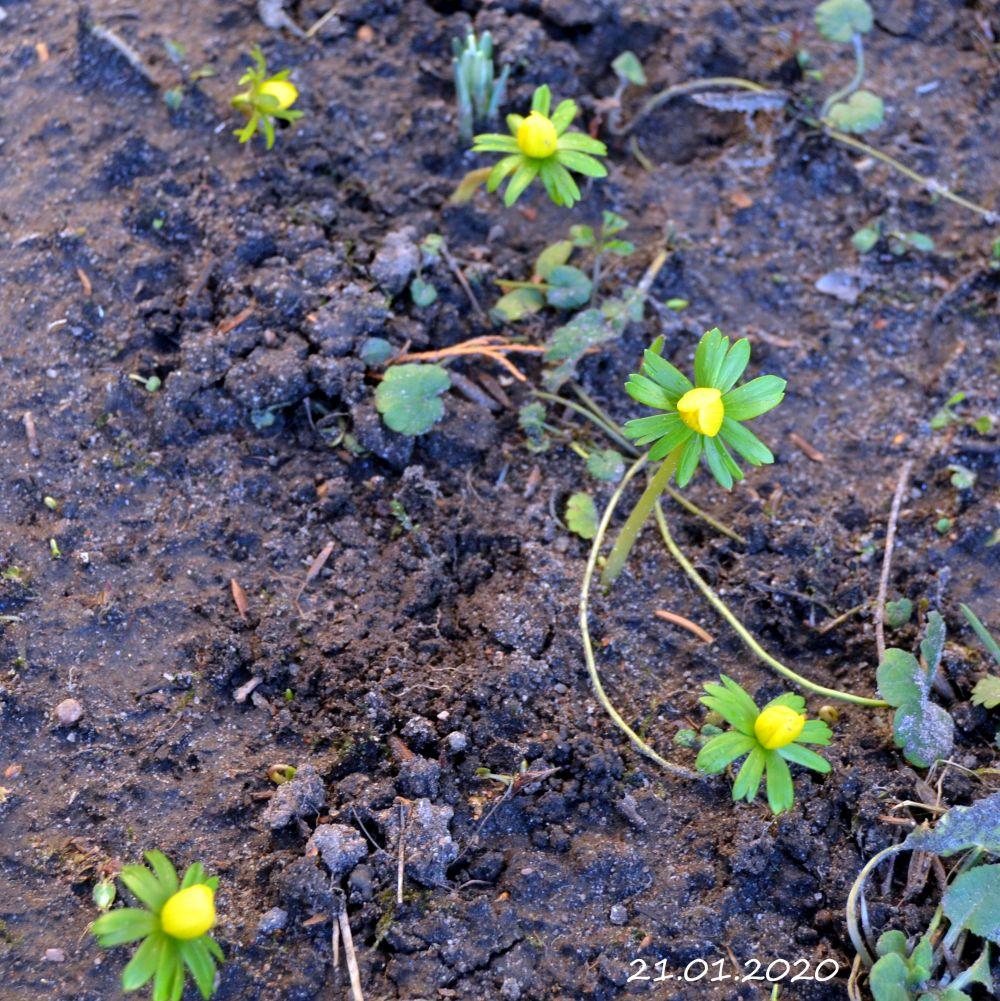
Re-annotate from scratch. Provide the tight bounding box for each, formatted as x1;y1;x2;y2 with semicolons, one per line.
586;448;625;483
826;90;884;134
374;364;451;436
565;492;598;540
814;0;874;42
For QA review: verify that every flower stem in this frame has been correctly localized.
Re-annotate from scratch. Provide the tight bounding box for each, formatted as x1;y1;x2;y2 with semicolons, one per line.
579;454;698;778
600;449;680;586
653;501;888;708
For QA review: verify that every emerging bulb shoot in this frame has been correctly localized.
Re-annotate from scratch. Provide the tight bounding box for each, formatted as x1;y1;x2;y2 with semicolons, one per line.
754;705;806;750
516;111;558;159
160;885;216;940
676;387;724;437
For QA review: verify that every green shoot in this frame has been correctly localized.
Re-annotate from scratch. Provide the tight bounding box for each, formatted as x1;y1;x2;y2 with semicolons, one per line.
452;30;509;142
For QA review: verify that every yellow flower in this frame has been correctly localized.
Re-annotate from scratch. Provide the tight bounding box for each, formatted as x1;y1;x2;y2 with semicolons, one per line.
160;885;216;940
676;387;724;437
260;80;298;111
754;705;806;750
516;111;558;159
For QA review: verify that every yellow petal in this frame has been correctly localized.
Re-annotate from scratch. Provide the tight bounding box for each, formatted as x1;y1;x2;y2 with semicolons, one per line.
754;705;806;750
676;387;724;437
516;111;558;159
260;80;298;111
160;885;216;940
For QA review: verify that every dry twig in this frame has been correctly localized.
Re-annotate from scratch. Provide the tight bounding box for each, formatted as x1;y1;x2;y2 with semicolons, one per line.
875;460;914;662
654;610;715;644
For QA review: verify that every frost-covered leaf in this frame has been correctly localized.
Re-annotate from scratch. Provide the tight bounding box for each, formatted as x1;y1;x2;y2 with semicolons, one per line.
893;699;954;769
920;611;946;674
374;364;451;435
492;286;545;322
942;864;1000;944
972;676;1000;709
905;791;1000;856
518;401;548;452
826;90;884;134
565;492;598;540
543;309;612;390
611;50;646;86
545;265;592;309
815;0;873;42
586;448;625;483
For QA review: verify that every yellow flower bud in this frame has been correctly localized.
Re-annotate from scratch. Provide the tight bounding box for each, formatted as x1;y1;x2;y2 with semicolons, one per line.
160;885;216;940
676;387;724;437
754;705;806;750
260;80;298;111
516;111;558;159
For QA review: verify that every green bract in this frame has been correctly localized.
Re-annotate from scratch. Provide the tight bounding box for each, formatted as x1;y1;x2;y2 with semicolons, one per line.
471;85;608;208
623;328;786;490
91;851;223;1001
375;364;451;436
695;676;832;815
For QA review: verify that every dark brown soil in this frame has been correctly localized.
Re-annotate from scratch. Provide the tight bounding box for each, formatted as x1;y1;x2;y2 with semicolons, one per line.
1;2;997;1000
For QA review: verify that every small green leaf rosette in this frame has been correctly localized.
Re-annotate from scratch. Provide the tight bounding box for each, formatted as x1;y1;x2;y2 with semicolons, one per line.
695;676;832;815
623;328;786;490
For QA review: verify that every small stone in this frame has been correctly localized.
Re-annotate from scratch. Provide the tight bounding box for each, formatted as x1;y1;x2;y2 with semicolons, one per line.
43;948;66;962
400;716;436;753
54;699;83;726
370;227;420;296
609;904;628;925
257;907;288;936
348;864;375;902
262;764;326;829
445;731;468;754
306;823;367;879
500;978;522;1000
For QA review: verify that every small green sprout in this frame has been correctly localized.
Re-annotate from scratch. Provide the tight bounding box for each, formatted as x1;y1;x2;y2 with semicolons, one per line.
452;30;509;142
565;492;598;540
472;85;607;207
91;850;223;1000
231;46;302;149
695;675;832;815
623;327;786;489
815;0;883;134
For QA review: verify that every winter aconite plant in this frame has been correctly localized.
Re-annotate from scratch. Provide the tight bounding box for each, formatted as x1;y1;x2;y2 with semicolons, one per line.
696;676;832;815
92;851;223;1000
472;85;607;207
231;46;303;149
602;328;785;583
